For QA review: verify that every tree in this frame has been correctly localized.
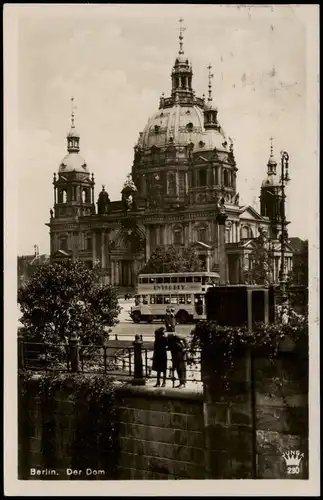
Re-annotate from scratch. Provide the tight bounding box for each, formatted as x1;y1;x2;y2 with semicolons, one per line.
140;245;203;274
244;229;274;286
18;259;121;345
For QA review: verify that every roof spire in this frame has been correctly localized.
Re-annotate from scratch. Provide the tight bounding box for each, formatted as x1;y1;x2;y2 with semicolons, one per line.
178;18;186;55
269;136;274;156
207;64;214;102
71;97;76;128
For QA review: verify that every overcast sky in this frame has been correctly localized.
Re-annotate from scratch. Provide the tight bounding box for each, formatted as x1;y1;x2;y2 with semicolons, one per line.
7;4;318;255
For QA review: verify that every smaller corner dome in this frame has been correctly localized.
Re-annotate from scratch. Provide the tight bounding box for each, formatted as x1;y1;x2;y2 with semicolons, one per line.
175;54;190;64
194;129;229;153
67;127;80;139
261;175;279;187
59;153;88;173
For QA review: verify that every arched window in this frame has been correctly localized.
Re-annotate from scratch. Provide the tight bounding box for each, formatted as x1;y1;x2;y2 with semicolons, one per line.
197;225;207;243
62;190;67;204
240;225;253;239
168;173;176;196
198;169;207;187
223;170;229;187
173;225;183;245
60;235;68;252
86;235;92;251
82;189;87;203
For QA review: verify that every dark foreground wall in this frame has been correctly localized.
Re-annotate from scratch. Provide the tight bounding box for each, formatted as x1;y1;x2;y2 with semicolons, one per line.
19;347;308;480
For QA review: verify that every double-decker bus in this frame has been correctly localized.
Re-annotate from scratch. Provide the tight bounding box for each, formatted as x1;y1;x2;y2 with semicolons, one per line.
130;271;219;324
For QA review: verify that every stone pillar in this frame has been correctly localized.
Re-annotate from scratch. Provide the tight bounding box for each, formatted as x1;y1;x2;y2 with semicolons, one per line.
145;227;150;260
92;230;97;265
115;261;120;285
185;172;188;194
176;171;179;196
216;212;228;284
101;230;106;269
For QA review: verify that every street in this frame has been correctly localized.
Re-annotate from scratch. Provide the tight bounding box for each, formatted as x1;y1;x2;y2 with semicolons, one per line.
111;298;195;340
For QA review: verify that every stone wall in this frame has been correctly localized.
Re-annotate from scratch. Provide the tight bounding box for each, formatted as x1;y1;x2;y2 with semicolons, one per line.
115;386;205;479
19;345;308;480
202;345;308;479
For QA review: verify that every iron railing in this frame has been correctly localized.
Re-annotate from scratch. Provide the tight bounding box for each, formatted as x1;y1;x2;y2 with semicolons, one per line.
19;339;203;386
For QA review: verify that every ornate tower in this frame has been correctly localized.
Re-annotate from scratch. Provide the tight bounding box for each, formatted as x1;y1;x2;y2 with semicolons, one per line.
260;138;282;239
49;99;96;259
52;98;96;220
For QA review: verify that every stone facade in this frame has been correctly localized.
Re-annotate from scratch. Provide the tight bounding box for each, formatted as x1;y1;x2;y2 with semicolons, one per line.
46;33;293;292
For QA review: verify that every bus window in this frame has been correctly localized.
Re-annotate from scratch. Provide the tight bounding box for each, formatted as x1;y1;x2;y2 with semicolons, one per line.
157;277;163;284
170;277;178;283
202;276;210;286
178;276;185;283
156;295;163;304
194;276;202;283
164;295;170;304
186;276;193;283
170;295;178;304
178;295;186;305
149;277;156;283
164;277;170;283
143;295;148;304
186;295;192;305
150;295;156;304
142;278;149;284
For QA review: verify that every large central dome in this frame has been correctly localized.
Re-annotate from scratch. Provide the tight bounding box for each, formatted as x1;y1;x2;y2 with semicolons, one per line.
137;42;228;153
140;104;205;150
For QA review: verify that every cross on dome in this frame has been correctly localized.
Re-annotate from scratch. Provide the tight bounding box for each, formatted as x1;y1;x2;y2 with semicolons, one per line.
207;64;214;102
178;18;186;55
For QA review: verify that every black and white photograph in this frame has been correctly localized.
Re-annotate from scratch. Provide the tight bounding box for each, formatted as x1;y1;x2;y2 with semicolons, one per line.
4;3;320;496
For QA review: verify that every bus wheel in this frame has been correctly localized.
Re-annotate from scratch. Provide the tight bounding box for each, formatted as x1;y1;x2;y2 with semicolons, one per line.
132;312;141;324
176;310;189;324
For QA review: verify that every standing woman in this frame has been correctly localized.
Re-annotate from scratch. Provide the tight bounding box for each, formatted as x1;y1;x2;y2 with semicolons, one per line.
152;327;168;387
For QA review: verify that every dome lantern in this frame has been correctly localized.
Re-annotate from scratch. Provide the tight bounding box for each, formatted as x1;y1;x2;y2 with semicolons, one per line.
67;97;80;154
204;64;219;130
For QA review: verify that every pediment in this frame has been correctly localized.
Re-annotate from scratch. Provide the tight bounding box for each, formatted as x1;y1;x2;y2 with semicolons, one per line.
239;205;266;222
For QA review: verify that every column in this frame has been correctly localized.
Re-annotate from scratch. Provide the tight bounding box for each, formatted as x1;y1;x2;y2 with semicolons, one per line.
185;172;188;194
145;226;150;260
212;167;216;186
101;230;106;269
176;171;179;196
188;221;193;243
128;262;132;287
115;261;119;285
111;260;115;285
53;186;57;205
216;213;228;284
92;231;97;265
156;226;160;246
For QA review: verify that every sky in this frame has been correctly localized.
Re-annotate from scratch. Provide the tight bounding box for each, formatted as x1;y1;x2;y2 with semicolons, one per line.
7;4;318;255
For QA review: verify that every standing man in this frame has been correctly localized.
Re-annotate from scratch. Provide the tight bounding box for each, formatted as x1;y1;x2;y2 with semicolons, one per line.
167;332;187;389
165;307;176;332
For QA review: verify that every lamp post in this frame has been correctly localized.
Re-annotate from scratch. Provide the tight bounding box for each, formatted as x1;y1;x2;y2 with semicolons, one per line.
279;151;290;300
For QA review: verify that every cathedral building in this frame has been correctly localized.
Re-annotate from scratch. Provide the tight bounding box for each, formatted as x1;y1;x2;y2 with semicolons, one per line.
47;26;293;293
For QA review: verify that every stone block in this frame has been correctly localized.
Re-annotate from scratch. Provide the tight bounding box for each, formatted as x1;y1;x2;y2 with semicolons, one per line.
256;430;305;458
29;437;42;454
207;403;229;424
257;452;285;479
186;415;203;431
209;425;231;451
229;404;252;427
210;450;232;479
231;458;253;479
256;406;308;435
174;429;203;448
